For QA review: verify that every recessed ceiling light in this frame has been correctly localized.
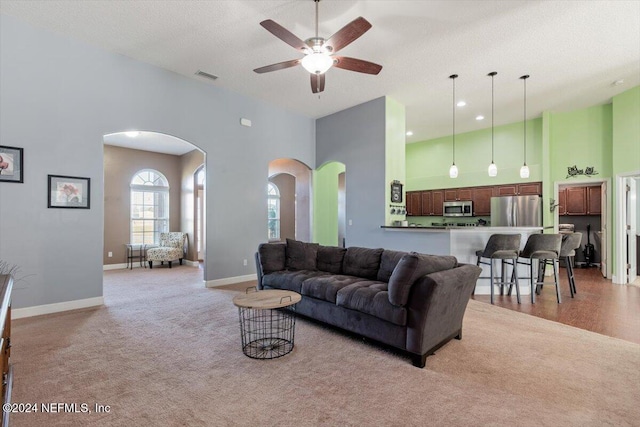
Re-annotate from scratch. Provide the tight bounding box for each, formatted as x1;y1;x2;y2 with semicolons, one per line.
457;101;466;107
406;131;413;136
613;79;625;86
475;115;484;121
125;131;141;138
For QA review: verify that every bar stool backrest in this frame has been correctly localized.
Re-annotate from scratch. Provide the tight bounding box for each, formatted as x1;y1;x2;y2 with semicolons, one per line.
520;234;562;259
560;232;583;257
480;234;521;258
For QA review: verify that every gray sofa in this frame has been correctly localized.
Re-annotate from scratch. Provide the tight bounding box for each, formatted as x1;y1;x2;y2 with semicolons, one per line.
255;239;482;367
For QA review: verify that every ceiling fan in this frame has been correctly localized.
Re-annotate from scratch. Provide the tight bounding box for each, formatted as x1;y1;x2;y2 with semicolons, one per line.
253;0;382;94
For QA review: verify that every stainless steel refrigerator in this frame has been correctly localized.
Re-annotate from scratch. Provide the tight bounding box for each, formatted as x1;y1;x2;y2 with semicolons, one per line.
490;195;542;227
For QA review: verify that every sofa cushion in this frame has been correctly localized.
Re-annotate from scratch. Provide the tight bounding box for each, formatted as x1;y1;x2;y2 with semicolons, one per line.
317;246;347;274
301;275;364;303
388;253;458;306
336;281;407;326
342;247;384;280
376;250;408;283
286;239;319;271
262;270;330;293
258;243;286;273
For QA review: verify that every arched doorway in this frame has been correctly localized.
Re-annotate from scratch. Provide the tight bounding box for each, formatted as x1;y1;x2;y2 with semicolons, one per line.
102;131;206;275
268;158;312;242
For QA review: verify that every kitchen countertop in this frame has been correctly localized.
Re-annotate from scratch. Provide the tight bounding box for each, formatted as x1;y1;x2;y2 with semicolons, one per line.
381;225;544;231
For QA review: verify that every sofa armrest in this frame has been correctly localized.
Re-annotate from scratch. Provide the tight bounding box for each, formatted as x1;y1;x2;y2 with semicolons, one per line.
405;263;481;355
255;252;264;289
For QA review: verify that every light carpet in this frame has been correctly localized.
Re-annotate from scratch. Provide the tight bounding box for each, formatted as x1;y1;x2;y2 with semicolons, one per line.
9;266;640;426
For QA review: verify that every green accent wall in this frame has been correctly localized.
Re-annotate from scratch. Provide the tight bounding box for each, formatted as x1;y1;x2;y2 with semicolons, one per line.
406;118;542;191
612;86;640;174
313;161;346;246
549;104;613;183
385;97;406;224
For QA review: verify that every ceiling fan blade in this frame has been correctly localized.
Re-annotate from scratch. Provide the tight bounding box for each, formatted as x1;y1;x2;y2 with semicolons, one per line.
260;20;307;51
253;59;301;74
333;56;382;75
324;17;372;54
310;73;325;94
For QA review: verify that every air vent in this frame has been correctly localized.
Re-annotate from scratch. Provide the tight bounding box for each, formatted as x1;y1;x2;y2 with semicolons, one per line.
195;70;219;81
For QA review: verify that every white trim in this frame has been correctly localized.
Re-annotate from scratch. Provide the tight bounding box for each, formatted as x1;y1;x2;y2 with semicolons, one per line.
184;260;199;267
104;263;134;270
205;274;257;288
12;296;104;319
614;170;640;285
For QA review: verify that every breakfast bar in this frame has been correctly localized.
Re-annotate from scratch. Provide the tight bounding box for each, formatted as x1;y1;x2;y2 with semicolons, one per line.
381;225;543;295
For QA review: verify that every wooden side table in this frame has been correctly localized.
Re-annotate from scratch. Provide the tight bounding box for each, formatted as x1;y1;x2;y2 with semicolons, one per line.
232;289;301;360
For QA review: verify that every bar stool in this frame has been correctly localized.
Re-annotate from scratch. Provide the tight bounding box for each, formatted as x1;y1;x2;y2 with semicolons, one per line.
517;234;562;304
475;234;522;304
539;233;582;298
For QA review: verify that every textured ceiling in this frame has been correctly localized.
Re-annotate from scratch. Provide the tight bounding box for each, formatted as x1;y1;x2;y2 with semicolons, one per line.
1;0;639;145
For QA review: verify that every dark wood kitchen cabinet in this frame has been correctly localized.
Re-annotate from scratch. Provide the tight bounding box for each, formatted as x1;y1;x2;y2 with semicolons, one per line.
495;182;541;196
420;191;433;216
432;190;444;216
565;187;587;215
587;186;601;215
444;188;472;201
472;187;494;216
406;191;422;216
559;185;601;216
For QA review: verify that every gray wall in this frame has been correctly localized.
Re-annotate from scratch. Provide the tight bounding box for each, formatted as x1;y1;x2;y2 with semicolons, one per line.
0;14;315;309
316;97;450;254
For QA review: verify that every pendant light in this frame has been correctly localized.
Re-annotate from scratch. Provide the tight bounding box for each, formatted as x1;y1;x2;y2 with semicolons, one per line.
520;75;530;179
449;74;459;178
487;71;498;177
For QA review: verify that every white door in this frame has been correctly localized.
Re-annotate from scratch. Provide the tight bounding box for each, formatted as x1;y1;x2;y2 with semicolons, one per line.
626;178;637;283
600;182;607;277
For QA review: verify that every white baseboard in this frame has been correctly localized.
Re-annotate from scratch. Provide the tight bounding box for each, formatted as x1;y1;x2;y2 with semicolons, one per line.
185;260;199;267
205;274;257;288
12;296;104;319
103;263;130;271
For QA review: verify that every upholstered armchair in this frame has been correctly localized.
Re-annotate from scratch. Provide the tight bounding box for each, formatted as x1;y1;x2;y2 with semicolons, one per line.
147;232;187;269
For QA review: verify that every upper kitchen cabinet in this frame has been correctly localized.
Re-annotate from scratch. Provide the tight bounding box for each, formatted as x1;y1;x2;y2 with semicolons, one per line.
444;188;472;201
406;191;422;216
494;182;541;196
559;185;601;216
420;191;433;216
472;187;494;216
587;186;601;215
432;190;444;216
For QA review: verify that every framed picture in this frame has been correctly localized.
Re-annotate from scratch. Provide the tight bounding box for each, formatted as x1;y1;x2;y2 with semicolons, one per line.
48;175;91;209
0;145;24;183
390;181;403;203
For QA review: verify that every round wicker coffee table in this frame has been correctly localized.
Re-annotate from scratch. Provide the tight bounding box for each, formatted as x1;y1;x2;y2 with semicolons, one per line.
232;289;302;360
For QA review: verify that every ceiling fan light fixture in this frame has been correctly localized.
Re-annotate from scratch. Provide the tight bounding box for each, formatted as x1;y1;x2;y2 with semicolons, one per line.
301;52;334;74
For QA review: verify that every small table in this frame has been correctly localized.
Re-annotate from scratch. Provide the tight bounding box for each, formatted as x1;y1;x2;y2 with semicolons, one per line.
232;289;301;360
125;243;145;269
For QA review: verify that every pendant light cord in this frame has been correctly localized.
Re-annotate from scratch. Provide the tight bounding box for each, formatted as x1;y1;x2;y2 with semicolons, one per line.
522;75;528;166
450;74;457;165
488;72;497;164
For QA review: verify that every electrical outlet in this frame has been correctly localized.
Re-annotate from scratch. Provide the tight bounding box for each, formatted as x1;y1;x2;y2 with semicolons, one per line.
108;252;113;257
243;259;247;266
348;219;353;226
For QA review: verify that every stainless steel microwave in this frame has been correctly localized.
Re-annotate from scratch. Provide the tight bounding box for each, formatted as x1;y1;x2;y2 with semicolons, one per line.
443;201;473;217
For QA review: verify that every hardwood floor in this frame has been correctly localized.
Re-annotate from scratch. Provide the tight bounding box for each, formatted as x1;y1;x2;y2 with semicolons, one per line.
472;267;640;345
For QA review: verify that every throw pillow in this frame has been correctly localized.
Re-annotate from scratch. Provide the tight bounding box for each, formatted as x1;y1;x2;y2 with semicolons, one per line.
285;239;319;271
258;243;286;273
317;246;347;274
342;247;384;280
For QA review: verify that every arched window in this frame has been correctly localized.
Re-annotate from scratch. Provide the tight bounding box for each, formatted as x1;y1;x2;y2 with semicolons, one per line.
130;169;169;245
267;182;280;241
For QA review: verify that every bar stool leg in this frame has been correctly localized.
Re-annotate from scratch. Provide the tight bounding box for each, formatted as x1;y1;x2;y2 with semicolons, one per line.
490;258;495;305
500;261;506;296
570;256;577;295
553;258;562;303
513;260;521;304
473;255;481;296
530;261;536;304
565;256;574;298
